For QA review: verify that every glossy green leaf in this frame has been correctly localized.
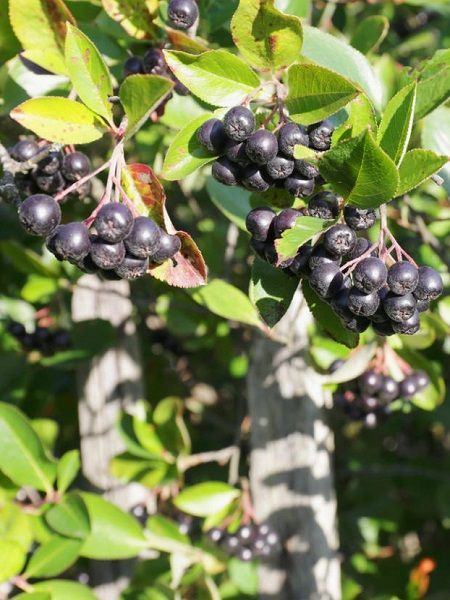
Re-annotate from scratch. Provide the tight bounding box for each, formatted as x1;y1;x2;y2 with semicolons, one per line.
301;25;382;110
0;540;26;583
0;403;56;493
302;281;359;349
117;413;162;460
56;450;80;494
421;106;450;194
24;536;82;578
64;24;113;123
9;0;75;75
162;114;217;181
10;97;104;144
286;64;359;125
332;94;377;143
350;16;389;55
377;83;417;165
133;416;167;458
249;257;298;327
164;49;260;107
14;593;50;600
27;580;98;600
396;149;448;196
230;0;303;69
120;75;174;139
31;419;59;454
190;279;261;327
146;515;189;544
229;557;258;595
80;492;147;559
319;130;399;208
206;176;252;231
275;0;310;18
322;343;377;384
275;216;333;261
45;494;90;540
174;482;240;517
110;453;171;487
0;502;33;553
414;49;450;120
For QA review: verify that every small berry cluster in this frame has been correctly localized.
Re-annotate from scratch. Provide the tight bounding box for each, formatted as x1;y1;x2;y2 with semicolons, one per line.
124;47;189;96
9;139;92;201
206;522;281;562
246;194;443;336
7;321;71;356
198;106;331;195
330;360;430;428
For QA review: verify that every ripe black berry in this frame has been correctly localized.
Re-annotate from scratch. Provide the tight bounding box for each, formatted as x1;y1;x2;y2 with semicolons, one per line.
341;312;371;333
387;261;419;295
399;375;419;398
90;237;126;270
343;206;376;231
152;232;181;263
310;263;344;298
62;152;91;182
284;175;314;198
273;208;301;238
222;535;239;554
372;319;395;337
52;329;72;352
95;203;133;244
278;123;309;158
18;194;61;236
223;106;256;142
11;140;40;162
237;547;253;562
142;48;167;75
115;255;149;280
124;56;143;77
323;224;356;256
265;155;294;180
414;266;443;301
359;370;382;395
330;288;350;318
412;370;430;391
416;298;430;313
294;159;320;180
197;119;227;154
34;171;65;194
237;525;254;543
250;238;267;260
246;207;275;242
38;151;63;175
392;310;420;335
353;257;387;294
174;78;190;96
383;292;417;322
168;0;199;29
347;237;373;261
47;222;91;262
212;158;240;186
308;192;339;219
329;359;345;373
125;217;161;259
308;119;334;151
348;288;380;316
206;528;224;544
224;139;250;166
289;244;313;277
241;165;271;192
309;244;340;270
378;376;399;402
245;130;278;165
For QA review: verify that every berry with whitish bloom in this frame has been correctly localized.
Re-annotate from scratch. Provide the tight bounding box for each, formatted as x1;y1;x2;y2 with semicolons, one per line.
343;206;377;231
323;224;356;257
348;288;380;317
11;140;40;162
273;208;301;238
62;152;91;182
223;106;256;142
353;257;388;294
308;119;334;151
241;165;271;192
413;266;443;301
47;222;91;262
387;261;419;295
90;236;126;270
224;139;250;166
124;56;143;77
115;255;149;280
94;203;134;244
383;292;417;322
392;310;420;335
310;262;344;299
168;0;199;29
265;155;295;180
294;159;320;180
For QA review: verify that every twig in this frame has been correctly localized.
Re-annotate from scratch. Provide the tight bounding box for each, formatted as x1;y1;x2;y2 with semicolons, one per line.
54;160;110;203
178;446;239;471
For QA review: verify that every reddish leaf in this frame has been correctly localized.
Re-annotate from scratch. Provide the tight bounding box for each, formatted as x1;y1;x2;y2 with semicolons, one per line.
122;164;207;288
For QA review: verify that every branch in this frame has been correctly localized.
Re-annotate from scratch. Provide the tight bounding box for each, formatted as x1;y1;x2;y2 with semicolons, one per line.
178;445;239;471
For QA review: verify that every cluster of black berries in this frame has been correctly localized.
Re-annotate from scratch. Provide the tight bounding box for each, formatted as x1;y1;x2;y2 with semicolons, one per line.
246;195;444;336
123;47;189;96
330;360;430;427
7;321;71;356
197;106;332;195
18;194;181;280
206;522;281;562
10;139;92;201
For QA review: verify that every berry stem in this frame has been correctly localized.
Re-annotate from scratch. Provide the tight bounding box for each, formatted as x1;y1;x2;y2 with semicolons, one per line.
341;241;379;274
54;160;110;203
112;176;140;218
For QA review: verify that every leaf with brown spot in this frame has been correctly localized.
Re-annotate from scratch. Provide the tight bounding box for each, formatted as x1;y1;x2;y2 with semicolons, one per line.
122;164;207;288
102;0;157;39
167;30;209;55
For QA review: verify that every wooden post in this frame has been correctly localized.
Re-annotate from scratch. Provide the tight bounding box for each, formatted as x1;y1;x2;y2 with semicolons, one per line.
247;292;341;600
72;275;149;600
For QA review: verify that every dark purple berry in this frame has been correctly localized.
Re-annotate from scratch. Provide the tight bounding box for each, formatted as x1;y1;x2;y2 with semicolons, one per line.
278;123;309;158
8;321;26;338
47;222;91;262
19;194;61;236
115;255;149;280
330;288;350;318
359;370;382;395
174;78;190;95
378;376;399;402
308;192;339;220
348;288;380;316
323;224;356;257
62;152;91;182
168;0;199;30
152;232;181;263
399;375;419;398
37;151;63;175
284;175;315;198
245;130;278;165
329;359;345;373
392;310;420;335
212;158;241;186
343;206;376;231
206;528;224;544
222;535;240;554
223;106;256;142
95;203;134;244
265;155;294;180
372;319;395;337
197;119;227;154
237;525;254;543
246;207;275;242
52;329;72;352
142;48;167;75
383;292;417;322
412;370;430;391
224;138;250;166
346;237;373;261
237;547;253;561
310;263;344;299
387;261;419;295
250;238;267;260
414;266;443;301
309;244;340;270
90;236;126;270
241;165;271;192
294;159;320;180
273;208;301;238
125;216;161;259
308;119;334;151
416;298;430;313
342;312;370;333
11;140;40;162
124;56;143;77
353;257;387;294
289;244;313;277
34;171;65;194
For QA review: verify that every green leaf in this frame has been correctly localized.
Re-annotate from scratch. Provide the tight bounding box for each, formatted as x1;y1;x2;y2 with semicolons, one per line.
230;0;303;70
396;149;448;196
110;453;171;488
120;75;174;139
322;343;377;384
0;403;56;493
301;25;382;109
319;130;399;208
117;413;163;460
0;502;33;553
146;515;189;545
414;49;450;120
301;280;359;349
275;0;310;18
350;16;389;55
377;83;417;165
275;215;333;261
80;492;147;559
31;419;59;454
421;106;450;194
14;594;50;600
10;97;105;145
0;540;26;583
161;113;217;181
64;24;113;123
249;257;298;327
189;279;261;327
9;0;75;75
45;493;90;540
28;580;98;600
229;557;258;595
164;50;260;107
174;482;240;517
206;176;252;231
332;94;377;144
24;536;82;579
21;276;59;304
56;450;80;494
286;64;359;126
